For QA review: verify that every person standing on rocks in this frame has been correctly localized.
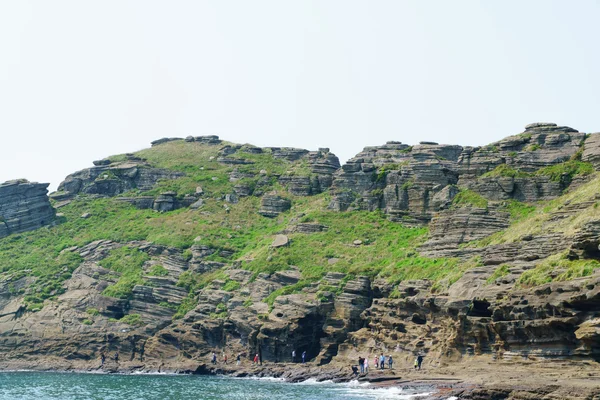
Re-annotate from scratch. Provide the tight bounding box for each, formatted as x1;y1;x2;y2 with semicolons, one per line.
236;353;241;366
364;356;369;373
100;352;106;367
223;353;228;364
212;352;217;365
374;355;379;369
253;353;259;364
379;354;385;370
417;354;424;370
292;350;296;363
302;351;306;364
358;357;364;374
388;355;393;369
114;352;119;363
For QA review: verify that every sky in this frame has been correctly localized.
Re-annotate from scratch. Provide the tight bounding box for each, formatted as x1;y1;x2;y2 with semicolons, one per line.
1;1;600;191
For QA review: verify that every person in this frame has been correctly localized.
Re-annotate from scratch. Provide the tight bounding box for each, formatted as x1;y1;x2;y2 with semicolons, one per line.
414;357;418;370
302;351;306;364
388;355;393;369
358;357;364;374
100;352;106;366
114;352;119;363
351;365;359;377
292;350;296;363
223;353;228;364
236;353;241;366
379;354;385;370
374;355;379;369
364;356;369;373
417;354;424;370
211;352;217;365
253;353;259;364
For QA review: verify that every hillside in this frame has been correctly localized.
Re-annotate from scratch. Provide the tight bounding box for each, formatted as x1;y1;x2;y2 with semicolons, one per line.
2;123;600;398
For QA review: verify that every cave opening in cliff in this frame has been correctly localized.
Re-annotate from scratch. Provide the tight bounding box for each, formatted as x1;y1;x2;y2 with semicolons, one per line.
468;299;492;318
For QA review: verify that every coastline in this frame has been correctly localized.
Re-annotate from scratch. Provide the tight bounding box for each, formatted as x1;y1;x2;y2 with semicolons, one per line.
2;357;600;399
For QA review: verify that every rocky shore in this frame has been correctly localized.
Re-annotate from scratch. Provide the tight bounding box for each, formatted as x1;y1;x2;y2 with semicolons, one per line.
1;357;599;399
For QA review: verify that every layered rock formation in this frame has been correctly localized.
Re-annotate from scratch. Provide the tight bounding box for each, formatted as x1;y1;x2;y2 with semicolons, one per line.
330;123;587;222
3;123;600;398
0;179;55;238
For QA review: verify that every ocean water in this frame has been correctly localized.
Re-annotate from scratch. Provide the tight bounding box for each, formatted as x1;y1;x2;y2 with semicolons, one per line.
0;372;431;400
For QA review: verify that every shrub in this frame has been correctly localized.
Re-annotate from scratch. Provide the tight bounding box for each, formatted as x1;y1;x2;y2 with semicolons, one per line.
86;308;100;316
148;265;169;277
119;314;144;326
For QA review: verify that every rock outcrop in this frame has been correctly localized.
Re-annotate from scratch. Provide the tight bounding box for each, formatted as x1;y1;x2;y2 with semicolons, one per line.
0;180;55;238
329;123;587;222
57;159;184;198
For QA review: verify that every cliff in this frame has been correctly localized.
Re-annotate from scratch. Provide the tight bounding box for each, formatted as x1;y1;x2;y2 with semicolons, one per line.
2;124;600;398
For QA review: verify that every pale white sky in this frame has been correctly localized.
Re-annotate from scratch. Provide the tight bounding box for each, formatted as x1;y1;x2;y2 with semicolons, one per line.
1;1;600;191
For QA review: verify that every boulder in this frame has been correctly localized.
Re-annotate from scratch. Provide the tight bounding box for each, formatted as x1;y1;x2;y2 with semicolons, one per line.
271;235;289;248
258;195;291;218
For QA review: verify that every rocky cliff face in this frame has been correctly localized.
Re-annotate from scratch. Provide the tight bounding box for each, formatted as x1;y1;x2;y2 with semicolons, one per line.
0;179;55;238
2;124;600;398
329;123;586;223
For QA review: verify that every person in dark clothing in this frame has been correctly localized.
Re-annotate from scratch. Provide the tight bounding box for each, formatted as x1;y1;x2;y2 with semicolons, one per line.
417;354;424;370
351;365;359;376
236;353;241;366
302;351;306;363
100;353;106;366
114;352;119;363
388;355;393;369
211;352;217;365
358;357;364;374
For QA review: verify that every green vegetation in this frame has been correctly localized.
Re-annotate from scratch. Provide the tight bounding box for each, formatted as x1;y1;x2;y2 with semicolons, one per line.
148;265;169;277
519;253;600;287
222;280;241;292
526;143;541;152
452;189;488;209
535;160;593;183
86;307;100;316
4;135;599;319
264;280;313;309
118;313;144;326
481;164;530;179
100;247;150;299
502;200;536;221
486;265;510;284
401;180;414;190
174;295;197;319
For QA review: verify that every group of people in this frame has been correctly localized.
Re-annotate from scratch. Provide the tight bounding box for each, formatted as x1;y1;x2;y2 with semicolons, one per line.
351;353;424;376
211;351;265;366
356;354;393;374
211;352;246;366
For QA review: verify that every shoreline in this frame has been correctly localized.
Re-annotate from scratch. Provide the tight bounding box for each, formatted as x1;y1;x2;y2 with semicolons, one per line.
0;361;463;399
2;357;600;399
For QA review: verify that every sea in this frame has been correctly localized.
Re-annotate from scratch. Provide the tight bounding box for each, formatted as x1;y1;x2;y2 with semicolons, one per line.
0;372;436;400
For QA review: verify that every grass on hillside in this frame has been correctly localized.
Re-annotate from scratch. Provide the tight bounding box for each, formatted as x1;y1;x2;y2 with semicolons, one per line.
518;252;600;287
452;189;488;209
478;173;600;245
100;246;150;299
